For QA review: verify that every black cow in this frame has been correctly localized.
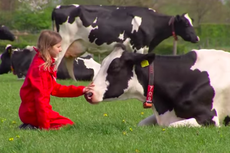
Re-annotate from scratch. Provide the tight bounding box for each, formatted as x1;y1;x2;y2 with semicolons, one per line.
85;43;230;127
51;4;199;80
0;25;15;41
0;45;100;80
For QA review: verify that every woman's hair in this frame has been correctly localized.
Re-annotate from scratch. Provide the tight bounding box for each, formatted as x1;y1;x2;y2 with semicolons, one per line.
37;30;62;71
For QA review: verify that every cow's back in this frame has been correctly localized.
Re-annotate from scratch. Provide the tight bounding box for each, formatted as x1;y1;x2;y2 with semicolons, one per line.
190;49;230;124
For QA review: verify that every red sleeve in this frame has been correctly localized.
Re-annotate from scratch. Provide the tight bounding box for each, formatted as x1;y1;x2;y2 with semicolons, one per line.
51;81;85;98
30;67;50;130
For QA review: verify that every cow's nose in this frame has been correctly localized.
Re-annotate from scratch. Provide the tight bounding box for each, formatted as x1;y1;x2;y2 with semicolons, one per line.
84;92;93;102
87;92;93;98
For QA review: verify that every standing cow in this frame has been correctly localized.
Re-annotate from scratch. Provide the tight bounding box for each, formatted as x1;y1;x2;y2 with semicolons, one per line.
52;4;199;80
0;25;15;41
85;43;230;127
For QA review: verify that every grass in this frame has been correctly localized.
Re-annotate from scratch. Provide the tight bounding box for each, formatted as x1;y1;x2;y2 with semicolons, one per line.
0;74;230;153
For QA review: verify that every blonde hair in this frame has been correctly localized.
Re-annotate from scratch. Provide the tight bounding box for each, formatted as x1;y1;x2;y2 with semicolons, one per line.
37;30;62;71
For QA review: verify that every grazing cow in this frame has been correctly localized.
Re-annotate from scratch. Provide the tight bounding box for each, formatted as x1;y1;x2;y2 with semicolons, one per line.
51;4;199;80
85;43;230;127
0;45;100;81
0;25;15;41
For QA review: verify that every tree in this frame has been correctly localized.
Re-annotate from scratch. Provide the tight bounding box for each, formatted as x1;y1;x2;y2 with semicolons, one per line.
17;0;52;12
187;0;223;26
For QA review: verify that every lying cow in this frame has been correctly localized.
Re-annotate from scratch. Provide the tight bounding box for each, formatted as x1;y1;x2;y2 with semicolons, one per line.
52;4;199;80
0;25;15;41
0;45;100;81
85;43;230;127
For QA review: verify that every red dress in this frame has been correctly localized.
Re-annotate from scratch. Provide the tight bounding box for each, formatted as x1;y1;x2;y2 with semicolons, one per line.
19;47;85;130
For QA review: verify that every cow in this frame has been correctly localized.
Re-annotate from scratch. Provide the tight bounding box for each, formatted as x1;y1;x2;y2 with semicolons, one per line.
84;43;230;127
57;55;101;80
0;45;101;81
51;4;200;80
0;25;15;41
0;44;14;74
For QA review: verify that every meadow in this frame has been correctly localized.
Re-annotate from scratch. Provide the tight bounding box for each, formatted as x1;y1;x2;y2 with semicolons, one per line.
0;74;230;153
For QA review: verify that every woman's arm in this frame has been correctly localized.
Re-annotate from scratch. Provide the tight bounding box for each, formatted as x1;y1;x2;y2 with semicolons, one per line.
51;81;85;97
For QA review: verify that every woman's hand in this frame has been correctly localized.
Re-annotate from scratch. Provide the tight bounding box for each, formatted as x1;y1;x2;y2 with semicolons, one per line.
83;83;94;93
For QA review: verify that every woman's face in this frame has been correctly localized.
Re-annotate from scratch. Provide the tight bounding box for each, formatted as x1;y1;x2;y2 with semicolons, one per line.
49;41;62;58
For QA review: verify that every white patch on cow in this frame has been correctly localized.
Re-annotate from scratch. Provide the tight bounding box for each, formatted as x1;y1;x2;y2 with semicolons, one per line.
131;16;142;33
133;46;149;54
116;7;119;9
184;13;193;26
12;48;20;52
25;46;34;51
72;4;80;8
18;77;25;80
1;25;4;27
148;8;156;12
118;31;125;40
56;5;61;9
169;118;201;127
190;49;230;126
154;109;184;126
76;57;101;79
5;44;12;49
93;17;97;24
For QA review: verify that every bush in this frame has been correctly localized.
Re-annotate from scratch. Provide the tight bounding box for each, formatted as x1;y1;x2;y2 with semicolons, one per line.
195;24;230;48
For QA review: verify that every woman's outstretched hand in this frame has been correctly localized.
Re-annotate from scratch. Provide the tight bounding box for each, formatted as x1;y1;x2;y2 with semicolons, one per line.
83;83;94;94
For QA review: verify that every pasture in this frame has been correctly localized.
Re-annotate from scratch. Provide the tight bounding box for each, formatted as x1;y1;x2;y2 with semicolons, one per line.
0;74;230;153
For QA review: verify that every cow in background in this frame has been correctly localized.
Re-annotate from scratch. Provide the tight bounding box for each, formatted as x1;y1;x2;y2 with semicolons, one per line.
0;25;15;41
85;43;230;127
0;45;100;81
51;4;199;80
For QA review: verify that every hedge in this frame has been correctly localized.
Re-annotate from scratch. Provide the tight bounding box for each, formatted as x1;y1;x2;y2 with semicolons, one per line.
195;23;230;47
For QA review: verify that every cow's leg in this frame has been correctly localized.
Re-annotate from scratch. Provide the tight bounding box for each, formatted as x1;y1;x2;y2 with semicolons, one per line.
169;118;201;127
65;57;75;81
64;40;86;81
138;114;158;126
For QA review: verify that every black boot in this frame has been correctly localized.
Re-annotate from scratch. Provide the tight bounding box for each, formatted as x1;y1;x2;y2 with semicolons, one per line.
19;123;38;130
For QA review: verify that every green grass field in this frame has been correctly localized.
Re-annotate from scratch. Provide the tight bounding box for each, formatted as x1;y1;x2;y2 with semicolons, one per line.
1;74;230;153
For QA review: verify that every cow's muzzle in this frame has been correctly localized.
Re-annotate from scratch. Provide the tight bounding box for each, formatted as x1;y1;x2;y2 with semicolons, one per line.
84;92;96;104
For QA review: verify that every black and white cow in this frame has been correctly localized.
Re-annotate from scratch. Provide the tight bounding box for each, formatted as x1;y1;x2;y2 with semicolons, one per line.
0;45;100;81
0;25;15;41
51;4;199;80
57;55;101;80
85;43;230;127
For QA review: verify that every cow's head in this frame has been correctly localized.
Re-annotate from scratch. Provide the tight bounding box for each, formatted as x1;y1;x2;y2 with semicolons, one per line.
85;43;155;104
0;44;13;74
173;13;199;43
0;25;15;41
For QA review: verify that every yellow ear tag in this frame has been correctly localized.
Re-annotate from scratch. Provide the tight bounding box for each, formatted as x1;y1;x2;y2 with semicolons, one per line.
141;60;149;67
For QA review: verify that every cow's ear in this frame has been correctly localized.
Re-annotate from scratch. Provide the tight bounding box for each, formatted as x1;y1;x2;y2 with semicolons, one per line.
124;52;155;65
